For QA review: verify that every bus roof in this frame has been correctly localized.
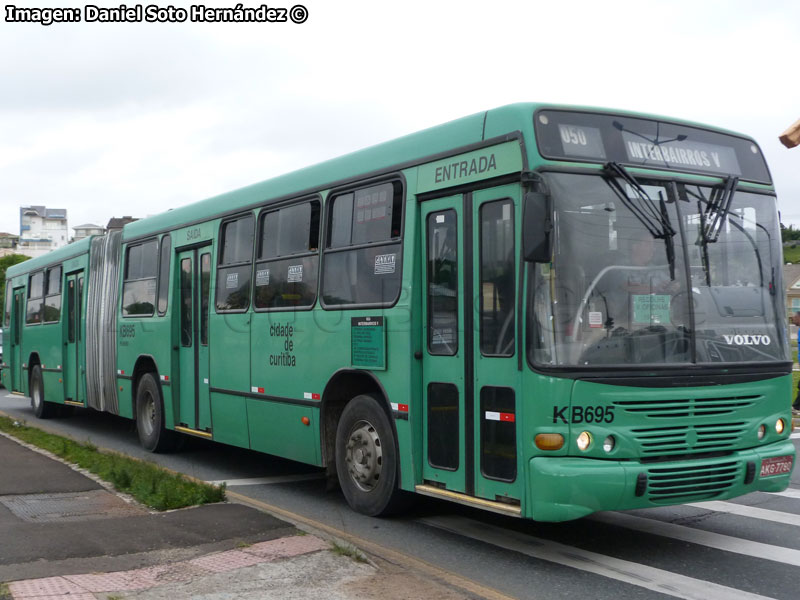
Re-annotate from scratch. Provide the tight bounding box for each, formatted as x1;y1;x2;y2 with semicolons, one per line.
7;103;765;265
5;235;94;280
121;102;762;242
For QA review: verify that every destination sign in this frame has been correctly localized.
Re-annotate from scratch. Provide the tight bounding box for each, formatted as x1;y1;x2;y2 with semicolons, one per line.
534;110;770;183
558;124;606;159
621;132;741;175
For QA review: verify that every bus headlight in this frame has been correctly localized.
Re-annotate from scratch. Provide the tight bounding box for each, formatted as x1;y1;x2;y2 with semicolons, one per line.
603;435;615;453
776;419;785;435
577;431;592;451
758;424;766;440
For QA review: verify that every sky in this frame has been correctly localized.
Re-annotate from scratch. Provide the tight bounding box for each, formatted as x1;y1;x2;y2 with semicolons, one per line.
1;0;799;238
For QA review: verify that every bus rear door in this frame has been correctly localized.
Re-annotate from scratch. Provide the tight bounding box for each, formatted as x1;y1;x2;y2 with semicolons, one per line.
421;184;523;509
63;272;85;405
11;287;24;392
176;246;212;436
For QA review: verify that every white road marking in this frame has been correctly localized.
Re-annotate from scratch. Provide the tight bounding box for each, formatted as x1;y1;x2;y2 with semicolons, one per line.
686;500;800;527
790;432;800;440
592;511;800;567
420;515;772;600
205;473;324;486
768;488;800;500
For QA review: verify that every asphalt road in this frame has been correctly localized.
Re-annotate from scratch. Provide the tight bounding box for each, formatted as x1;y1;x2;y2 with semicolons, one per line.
2;392;799;600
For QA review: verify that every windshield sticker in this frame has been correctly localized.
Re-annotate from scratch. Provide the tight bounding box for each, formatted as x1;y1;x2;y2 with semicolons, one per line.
256;269;270;286
723;334;771;346
632;294;670;325
226;272;239;289
287;265;303;283
374;253;396;275
589;311;603;328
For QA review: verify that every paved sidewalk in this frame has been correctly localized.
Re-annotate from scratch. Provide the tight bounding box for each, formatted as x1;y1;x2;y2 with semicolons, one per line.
0;429;477;600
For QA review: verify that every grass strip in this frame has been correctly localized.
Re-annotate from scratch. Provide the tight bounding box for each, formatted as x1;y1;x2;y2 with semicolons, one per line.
0;415;225;510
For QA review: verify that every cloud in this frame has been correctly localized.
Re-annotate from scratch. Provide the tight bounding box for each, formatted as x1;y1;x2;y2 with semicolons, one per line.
1;0;799;237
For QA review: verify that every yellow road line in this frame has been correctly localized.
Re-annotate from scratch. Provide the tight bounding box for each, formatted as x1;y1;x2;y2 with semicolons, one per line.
227;490;516;600
0;408;515;599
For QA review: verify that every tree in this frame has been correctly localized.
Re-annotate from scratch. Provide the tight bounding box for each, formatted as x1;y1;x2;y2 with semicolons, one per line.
781;224;800;243
0;254;30;311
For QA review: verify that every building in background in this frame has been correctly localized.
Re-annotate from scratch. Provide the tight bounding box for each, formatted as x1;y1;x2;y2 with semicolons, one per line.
17;206;68;258
73;223;105;242
786;264;800;317
106;216;138;232
0;232;20;258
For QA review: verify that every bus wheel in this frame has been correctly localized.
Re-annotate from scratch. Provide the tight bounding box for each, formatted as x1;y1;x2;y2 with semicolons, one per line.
30;365;56;419
135;373;175;453
335;394;403;516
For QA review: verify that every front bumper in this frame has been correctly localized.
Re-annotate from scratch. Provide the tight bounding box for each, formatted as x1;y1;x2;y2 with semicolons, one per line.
527;439;796;521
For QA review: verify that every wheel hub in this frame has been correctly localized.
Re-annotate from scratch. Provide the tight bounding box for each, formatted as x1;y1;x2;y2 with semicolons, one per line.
345;420;383;492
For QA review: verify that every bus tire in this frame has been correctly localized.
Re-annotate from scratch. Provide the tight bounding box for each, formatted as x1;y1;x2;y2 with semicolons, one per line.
135;373;176;453
30;365;56;419
335;394;404;516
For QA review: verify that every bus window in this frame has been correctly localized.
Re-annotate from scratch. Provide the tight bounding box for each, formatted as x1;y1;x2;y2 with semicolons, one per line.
322;181;403;307
122;239;158;317
427;210;458;355
157;234;171;316
216;214;254;312
200;252;210;344
480;386;517;482
254;200;320;310
427;382;459;470
479;199;515;356
67;279;75;343
180;257;192;347
43;266;62;323
4;282;12;327
26;271;44;325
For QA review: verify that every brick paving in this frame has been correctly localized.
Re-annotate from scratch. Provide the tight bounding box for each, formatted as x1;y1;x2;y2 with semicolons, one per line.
8;535;329;599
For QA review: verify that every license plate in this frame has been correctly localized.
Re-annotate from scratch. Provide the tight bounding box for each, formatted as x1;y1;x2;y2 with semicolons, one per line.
760;455;794;478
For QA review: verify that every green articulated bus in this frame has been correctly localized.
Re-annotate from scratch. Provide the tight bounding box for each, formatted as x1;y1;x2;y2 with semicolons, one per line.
1;103;795;521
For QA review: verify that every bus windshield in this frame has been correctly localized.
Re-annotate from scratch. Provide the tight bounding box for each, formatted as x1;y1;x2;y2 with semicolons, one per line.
528;171;790;368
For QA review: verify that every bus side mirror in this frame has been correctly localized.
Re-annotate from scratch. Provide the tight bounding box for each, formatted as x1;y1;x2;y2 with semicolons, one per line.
523;192;552;263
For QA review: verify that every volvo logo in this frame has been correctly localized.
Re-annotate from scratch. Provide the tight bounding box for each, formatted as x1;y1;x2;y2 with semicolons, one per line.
722;334;771;346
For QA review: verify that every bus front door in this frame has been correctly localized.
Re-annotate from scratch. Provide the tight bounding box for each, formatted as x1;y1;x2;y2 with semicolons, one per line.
11;288;24;392
421;196;467;493
176;247;212;436
421;184;523;506
63;272;85;405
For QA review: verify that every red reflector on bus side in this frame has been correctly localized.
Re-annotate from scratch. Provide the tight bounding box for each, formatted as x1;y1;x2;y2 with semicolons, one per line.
485;411;515;422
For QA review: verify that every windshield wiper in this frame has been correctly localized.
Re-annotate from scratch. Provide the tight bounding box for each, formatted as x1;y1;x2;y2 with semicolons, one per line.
702;175;738;243
604;162;677;280
685;177;739;286
686;184;771;294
